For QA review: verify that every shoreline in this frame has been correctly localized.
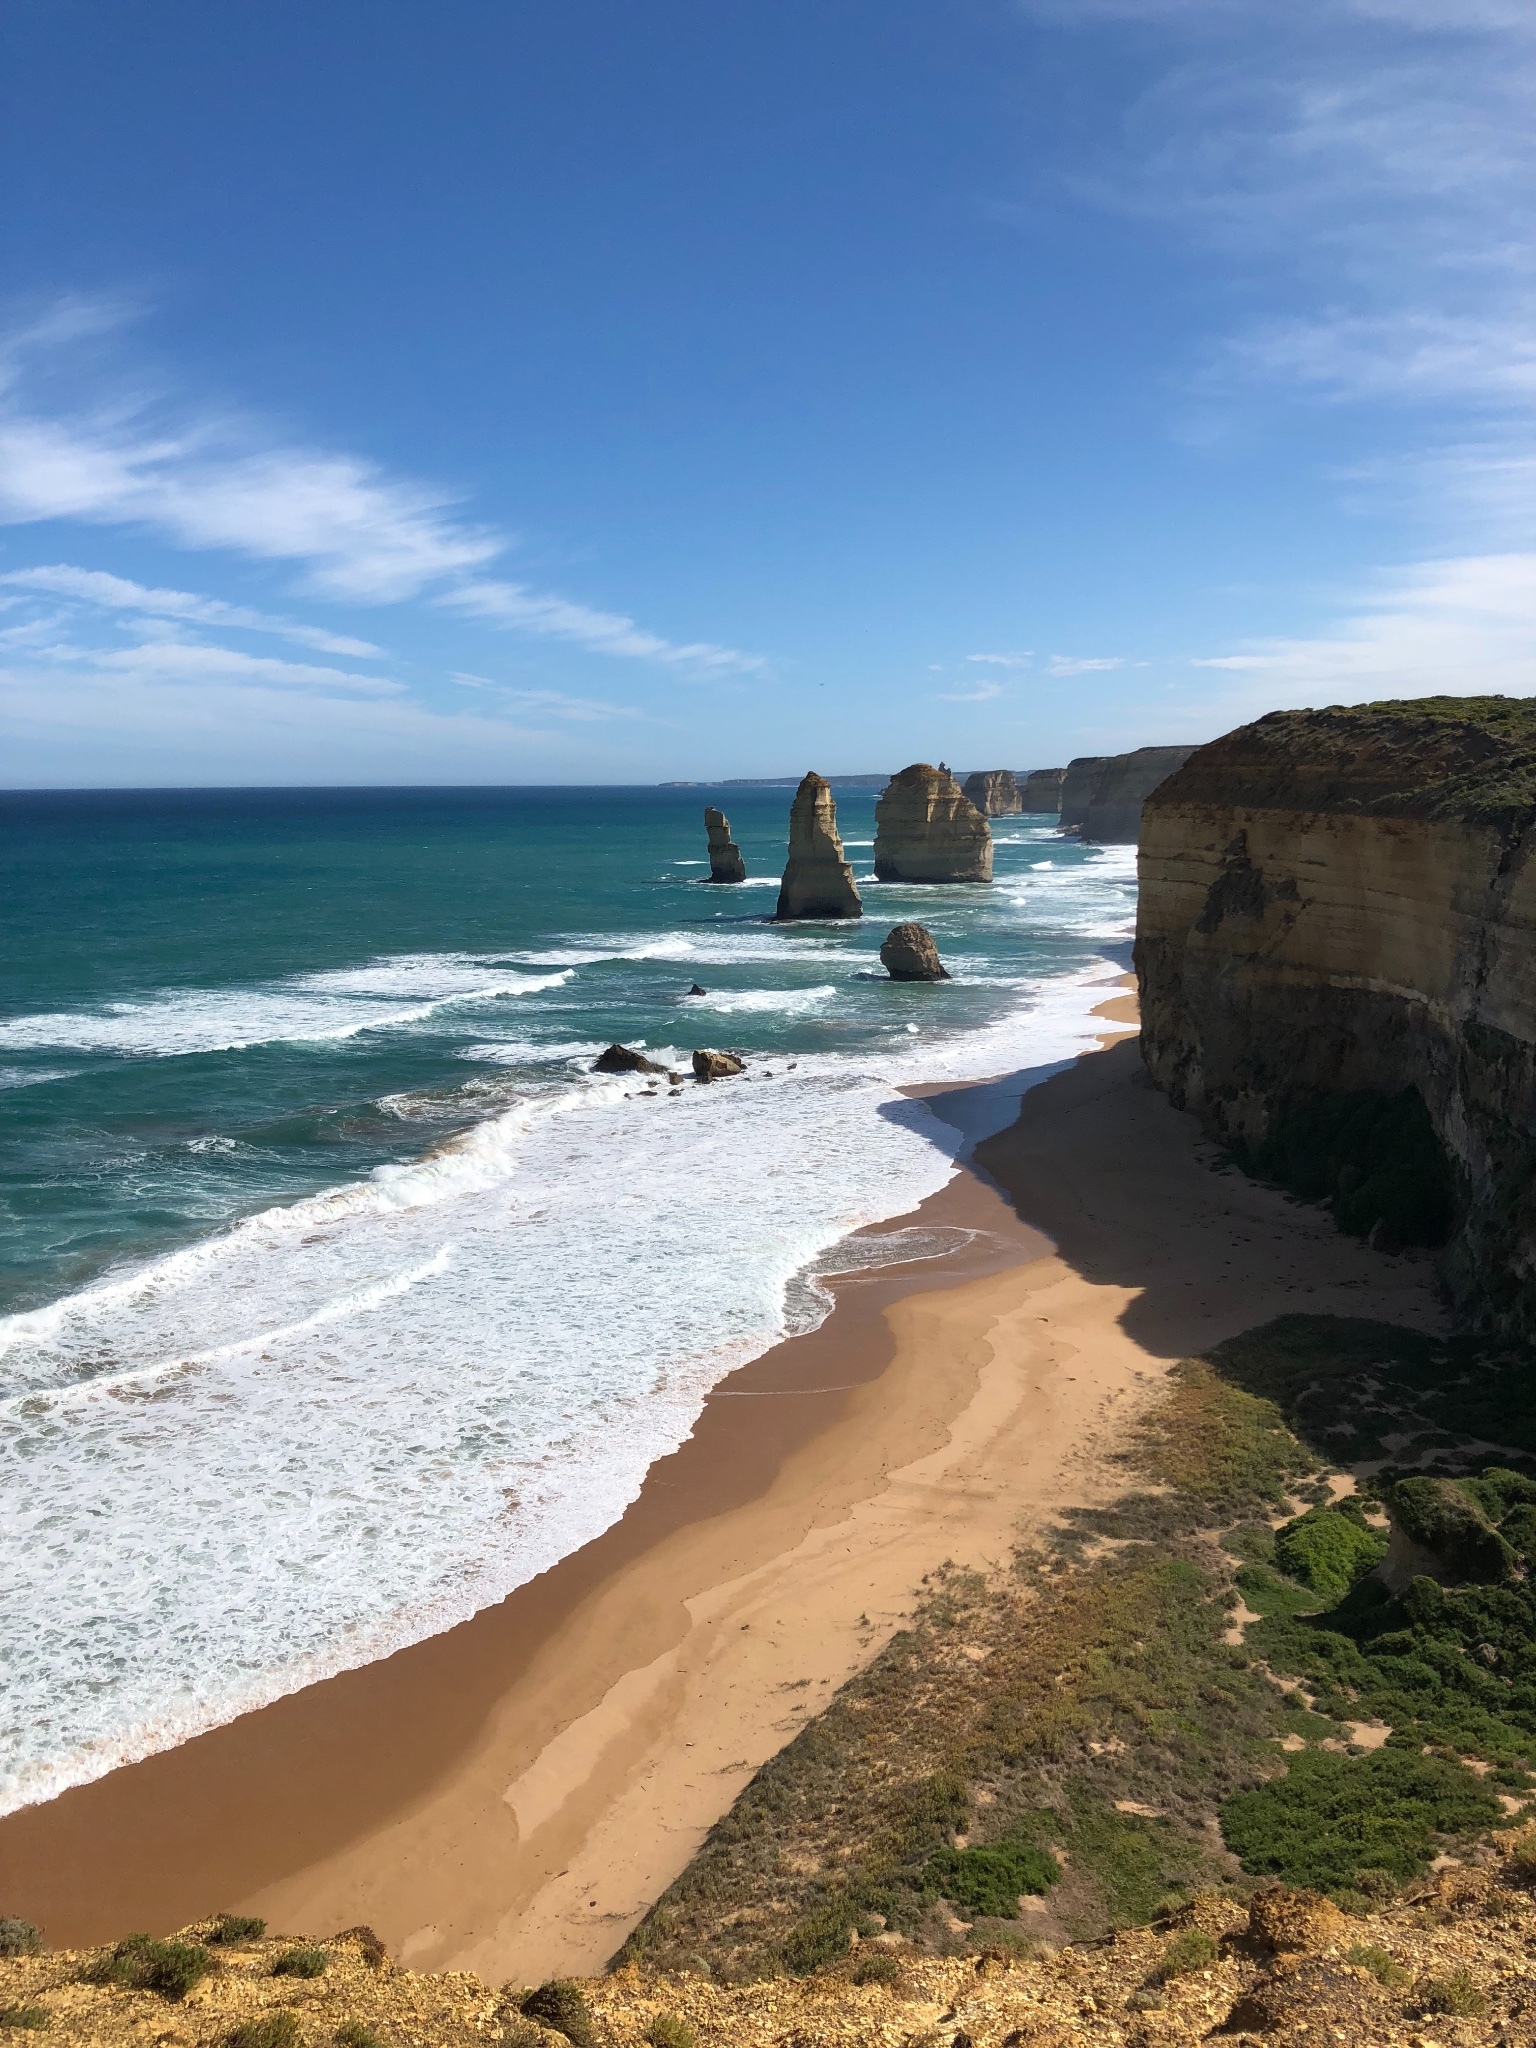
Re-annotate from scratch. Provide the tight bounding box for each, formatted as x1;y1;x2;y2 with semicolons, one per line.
0;1011;1444;1983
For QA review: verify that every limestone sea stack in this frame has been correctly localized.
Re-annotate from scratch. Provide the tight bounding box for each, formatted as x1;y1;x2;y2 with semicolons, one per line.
960;769;1021;817
1018;767;1066;814
880;922;950;981
874;764;993;883
1135;698;1536;1329
774;773;863;920
704;806;746;883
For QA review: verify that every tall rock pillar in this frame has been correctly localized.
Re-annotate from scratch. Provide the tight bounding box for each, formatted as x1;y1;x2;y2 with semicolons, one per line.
704;807;747;883
775;773;863;920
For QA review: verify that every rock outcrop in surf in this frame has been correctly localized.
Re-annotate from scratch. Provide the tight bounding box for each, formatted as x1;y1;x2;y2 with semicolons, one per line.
880;923;950;981
704;807;747;883
593;1045;665;1075
692;1049;746;1082
775;773;863;920
873;765;992;883
960;770;1021;818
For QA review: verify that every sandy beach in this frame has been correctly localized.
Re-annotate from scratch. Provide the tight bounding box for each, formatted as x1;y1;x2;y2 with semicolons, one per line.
0;1009;1444;1983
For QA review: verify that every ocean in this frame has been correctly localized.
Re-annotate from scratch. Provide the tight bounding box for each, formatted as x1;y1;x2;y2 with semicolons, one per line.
0;784;1136;1815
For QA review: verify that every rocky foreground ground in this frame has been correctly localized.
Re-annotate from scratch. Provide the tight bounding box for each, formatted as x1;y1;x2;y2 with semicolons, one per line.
6;1854;1536;2048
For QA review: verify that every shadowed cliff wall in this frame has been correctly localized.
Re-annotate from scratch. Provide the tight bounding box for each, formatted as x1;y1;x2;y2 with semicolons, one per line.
1136;698;1536;1330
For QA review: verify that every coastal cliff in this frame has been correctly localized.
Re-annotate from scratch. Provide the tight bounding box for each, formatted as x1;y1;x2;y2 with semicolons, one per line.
1019;766;1065;814
874;764;993;882
1064;746;1196;842
775;773;862;919
704;806;746;883
1136;698;1536;1327
960;769;1021;817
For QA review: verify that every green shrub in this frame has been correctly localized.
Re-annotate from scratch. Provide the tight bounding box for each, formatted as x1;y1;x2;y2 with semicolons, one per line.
926;1839;1060;1920
1274;1507;1387;1605
1345;1943;1409;1989
519;1980;596;2048
226;2016;300;2048
1220;1748;1501;1893
1243;1088;1455;1248
207;1914;266;1944
0;2009;49;2032
777;1903;856;1974
643;2017;697;2048
90;1935;213;1998
271;1947;327;1979
1154;1928;1218;1982
1389;1477;1515;1583
335;2025;382;2048
1416;1969;1488;2017
0;1923;40;1961
851;1952;900;1985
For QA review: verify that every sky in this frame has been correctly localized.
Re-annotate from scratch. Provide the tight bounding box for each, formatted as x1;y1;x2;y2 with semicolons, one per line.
0;0;1532;786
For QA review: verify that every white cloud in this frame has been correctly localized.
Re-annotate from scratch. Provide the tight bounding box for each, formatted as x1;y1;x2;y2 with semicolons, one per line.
937;680;1005;702
442;579;764;675
965;650;1033;667
1048;655;1126;675
46;637;401;696
1192;551;1536;700
450;677;650;723
0;563;382;656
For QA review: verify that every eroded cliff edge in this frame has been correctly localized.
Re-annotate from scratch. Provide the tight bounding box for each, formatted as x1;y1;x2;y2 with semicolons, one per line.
1136;697;1536;1328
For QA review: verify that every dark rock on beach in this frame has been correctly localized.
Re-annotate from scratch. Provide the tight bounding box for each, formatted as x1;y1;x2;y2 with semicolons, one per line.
692;1049;746;1082
880;922;950;982
593;1044;665;1075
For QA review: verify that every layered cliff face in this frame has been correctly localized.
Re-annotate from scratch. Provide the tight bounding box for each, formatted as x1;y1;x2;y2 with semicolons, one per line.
874;764;993;882
1018;766;1065;814
703;805;746;883
960;768;1021;817
775;772;862;920
1136;698;1536;1327
1064;746;1196;842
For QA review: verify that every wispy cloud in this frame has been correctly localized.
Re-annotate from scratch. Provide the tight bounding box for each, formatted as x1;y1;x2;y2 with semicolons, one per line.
0;564;382;656
442;579;764;675
1192;551;1536;700
1048;655;1125;675
937;680;1005;702
450;676;650;723
35;636;401;696
965;650;1033;668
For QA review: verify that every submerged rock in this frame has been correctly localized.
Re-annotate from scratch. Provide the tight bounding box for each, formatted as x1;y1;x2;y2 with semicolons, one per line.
692;1049;745;1082
874;764;992;882
704;806;747;883
775;773;863;920
593;1044;665;1075
961;769;1021;817
685;983;707;997
880;922;950;981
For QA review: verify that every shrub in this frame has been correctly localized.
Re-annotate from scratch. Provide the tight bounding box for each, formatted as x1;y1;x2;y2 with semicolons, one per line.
0;2009;49;2031
226;2016;300;2048
1154;1928;1218;1982
926;1840;1061;1920
519;1980;595;2048
1274;1507;1387;1606
1416;1969;1488;2017
643;2018;697;2048
271;1947;328;1979
1244;1088;1455;1247
90;1935;213;1998
1346;1943;1409;1989
499;2027;543;2048
778;1903;856;1974
0;1923;40;1960
1388;1478;1515;1584
335;2025;382;2048
851;1952;901;1985
207;1914;267;1944
1219;1748;1501;1893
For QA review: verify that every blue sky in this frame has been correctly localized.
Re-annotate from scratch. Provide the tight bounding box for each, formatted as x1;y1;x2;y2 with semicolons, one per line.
1;0;1531;785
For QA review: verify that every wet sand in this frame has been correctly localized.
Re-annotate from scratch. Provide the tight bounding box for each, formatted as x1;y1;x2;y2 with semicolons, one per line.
0;1017;1443;1983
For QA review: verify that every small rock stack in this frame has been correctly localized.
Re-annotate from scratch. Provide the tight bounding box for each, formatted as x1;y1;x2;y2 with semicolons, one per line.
704;807;746;883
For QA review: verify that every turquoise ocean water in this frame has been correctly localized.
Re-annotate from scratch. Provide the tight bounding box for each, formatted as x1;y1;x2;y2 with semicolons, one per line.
0;785;1135;1812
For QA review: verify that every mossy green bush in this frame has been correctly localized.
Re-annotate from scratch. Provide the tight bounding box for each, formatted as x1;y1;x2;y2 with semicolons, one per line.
0;1925;39;1962
1416;1969;1488;2017
89;1935;213;1998
925;1838;1060;1920
1389;1477;1516;1583
643;2017;698;2048
334;2025;383;2048
0;2010;49;2032
1220;1747;1499;1892
207;1914;266;1944
1346;1942;1409;1988
520;1980;596;2048
851;1952;901;1985
226;2016;300;2048
1240;1088;1455;1248
1154;1928;1218;1982
271;1946;327;1979
1273;1507;1387;1605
